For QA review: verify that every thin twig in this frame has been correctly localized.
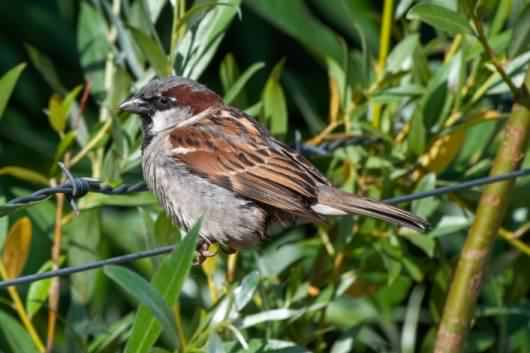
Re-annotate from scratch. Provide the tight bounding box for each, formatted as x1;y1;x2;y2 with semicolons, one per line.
472;17;520;101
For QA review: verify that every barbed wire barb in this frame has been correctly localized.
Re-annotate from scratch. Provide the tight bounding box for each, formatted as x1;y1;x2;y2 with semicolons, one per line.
1;162;530;289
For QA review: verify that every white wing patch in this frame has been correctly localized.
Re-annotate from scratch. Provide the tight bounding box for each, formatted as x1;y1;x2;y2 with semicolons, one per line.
311;203;348;216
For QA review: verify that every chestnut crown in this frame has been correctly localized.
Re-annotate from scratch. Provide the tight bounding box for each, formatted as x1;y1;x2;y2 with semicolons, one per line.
119;76;223;117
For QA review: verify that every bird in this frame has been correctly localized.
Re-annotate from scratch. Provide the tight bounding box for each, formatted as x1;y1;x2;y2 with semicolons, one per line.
119;76;429;263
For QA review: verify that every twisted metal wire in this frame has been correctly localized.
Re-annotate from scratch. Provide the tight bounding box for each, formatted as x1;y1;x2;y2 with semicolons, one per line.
1;154;530;289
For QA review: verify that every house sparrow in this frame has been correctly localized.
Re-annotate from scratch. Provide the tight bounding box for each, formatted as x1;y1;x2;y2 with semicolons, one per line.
119;76;429;263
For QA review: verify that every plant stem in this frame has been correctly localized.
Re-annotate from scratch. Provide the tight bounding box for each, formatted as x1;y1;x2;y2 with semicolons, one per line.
472;16;520;103
46;157;68;353
69;119;111;167
433;66;530;353
372;0;394;129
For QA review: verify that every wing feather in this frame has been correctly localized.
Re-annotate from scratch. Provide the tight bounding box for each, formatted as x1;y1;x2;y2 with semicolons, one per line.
166;109;324;217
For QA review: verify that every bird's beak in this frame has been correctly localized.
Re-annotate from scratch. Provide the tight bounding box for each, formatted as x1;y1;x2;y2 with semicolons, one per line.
119;96;150;115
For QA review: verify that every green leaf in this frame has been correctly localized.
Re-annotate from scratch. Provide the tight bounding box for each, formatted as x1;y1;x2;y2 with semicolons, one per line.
0;311;40;353
0;166;49;186
26;257;64;318
88;314;134;353
386;34;419;73
245;0;343;63
412;173;440;220
0;63;26;120
129;27;169;76
66;209;102;304
407;4;471;35
47;85;82;134
146;0;167;23
224;62;265;105
50;131;78;175
104;265;178;349
25;45;66;93
234;271;259;311
81;192;157;209
124;219;201;353
372;85;424;103
401;285;425;353
78;2;111;96
408;109;426;157
263;60;287;136
177;0;242;80
458;0;476;18
220;53;239;93
510;4;530;58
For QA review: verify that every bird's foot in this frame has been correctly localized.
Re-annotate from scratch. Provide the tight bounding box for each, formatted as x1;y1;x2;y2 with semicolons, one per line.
193;239;217;265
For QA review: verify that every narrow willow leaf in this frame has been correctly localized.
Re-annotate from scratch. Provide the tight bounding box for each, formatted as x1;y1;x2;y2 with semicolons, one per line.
407;4;471;35
245;0;343;63
0;166;49;186
234;271;259;311
1;217;32;279
66;209;101;304
224;62;265;104
263;60;287;136
25;44;66;93
401;286;425;353
510;4;530;58
419;128;466;174
129;27;169;76
78;2;111;96
146;0;167;22
104;265;178;349
0;311;40;353
50;131;78;175
220;53;239;93
80;192;157;209
458;0;476;18
412;173;439;219
386;34;419;73
207;332;225;353
0;63;26;120
176;0;242;79
124;219;201;353
407;109;426;157
88;314;134;353
26;257;64;318
47;85;82;134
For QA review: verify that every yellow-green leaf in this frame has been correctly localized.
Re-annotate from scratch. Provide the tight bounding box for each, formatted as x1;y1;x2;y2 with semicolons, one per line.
0;63;26;120
419;129;466;174
0;166;49;186
263;59;287;136
2;217;32;279
47;85;82;134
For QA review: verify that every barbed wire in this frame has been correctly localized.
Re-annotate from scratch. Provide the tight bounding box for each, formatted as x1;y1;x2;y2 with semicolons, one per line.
1;159;530;289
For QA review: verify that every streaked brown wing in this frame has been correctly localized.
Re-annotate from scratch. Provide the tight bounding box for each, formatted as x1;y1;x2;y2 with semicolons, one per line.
166;108;324;217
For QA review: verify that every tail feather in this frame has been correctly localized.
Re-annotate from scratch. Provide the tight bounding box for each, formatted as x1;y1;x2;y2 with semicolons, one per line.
314;186;430;232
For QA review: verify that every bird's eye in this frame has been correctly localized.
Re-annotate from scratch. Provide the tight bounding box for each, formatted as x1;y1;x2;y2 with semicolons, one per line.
159;96;168;104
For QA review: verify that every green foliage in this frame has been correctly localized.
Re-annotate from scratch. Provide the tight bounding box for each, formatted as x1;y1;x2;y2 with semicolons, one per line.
0;1;529;353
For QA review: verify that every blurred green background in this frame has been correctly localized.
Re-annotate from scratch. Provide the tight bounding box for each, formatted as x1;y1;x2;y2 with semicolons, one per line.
1;1;530;353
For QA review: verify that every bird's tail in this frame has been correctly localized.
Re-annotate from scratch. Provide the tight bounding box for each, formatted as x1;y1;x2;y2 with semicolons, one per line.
313;185;430;232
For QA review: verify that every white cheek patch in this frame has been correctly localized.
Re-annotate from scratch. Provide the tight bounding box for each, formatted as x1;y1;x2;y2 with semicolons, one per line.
151;107;190;134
